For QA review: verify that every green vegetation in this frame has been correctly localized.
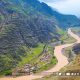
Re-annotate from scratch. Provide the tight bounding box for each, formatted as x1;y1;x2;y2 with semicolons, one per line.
0;70;12;76
18;43;44;67
53;26;76;44
56;26;65;35
60;31;76;44
0;25;15;37
71;27;80;33
29;44;57;73
0;43;45;76
0;46;27;76
38;57;57;72
0;14;4;20
17;44;57;73
0;0;80;77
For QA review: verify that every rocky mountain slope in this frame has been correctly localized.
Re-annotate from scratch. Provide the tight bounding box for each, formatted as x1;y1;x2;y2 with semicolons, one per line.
0;0;80;75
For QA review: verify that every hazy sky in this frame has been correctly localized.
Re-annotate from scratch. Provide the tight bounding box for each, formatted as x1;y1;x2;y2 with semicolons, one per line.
39;0;80;17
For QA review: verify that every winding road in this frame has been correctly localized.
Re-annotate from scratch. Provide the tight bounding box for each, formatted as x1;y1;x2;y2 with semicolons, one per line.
0;28;80;80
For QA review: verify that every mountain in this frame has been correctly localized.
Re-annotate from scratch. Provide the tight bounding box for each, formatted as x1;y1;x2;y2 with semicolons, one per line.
19;0;80;29
0;0;59;74
0;0;80;75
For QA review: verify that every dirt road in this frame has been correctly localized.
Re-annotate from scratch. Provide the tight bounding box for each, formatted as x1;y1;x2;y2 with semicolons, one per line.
0;28;80;80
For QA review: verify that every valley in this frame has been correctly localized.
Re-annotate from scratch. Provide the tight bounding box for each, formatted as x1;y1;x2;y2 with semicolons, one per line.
0;0;80;80
0;28;80;80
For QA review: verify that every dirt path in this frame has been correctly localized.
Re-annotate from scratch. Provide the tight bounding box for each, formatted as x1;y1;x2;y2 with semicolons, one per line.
0;28;80;80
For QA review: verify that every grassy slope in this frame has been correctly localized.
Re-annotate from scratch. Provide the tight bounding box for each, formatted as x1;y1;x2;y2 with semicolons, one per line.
71;27;80;35
34;45;57;73
0;43;57;76
0;43;44;75
18;43;44;67
56;27;76;44
17;43;58;73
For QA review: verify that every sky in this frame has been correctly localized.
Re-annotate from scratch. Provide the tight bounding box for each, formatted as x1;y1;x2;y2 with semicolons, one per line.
39;0;80;17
